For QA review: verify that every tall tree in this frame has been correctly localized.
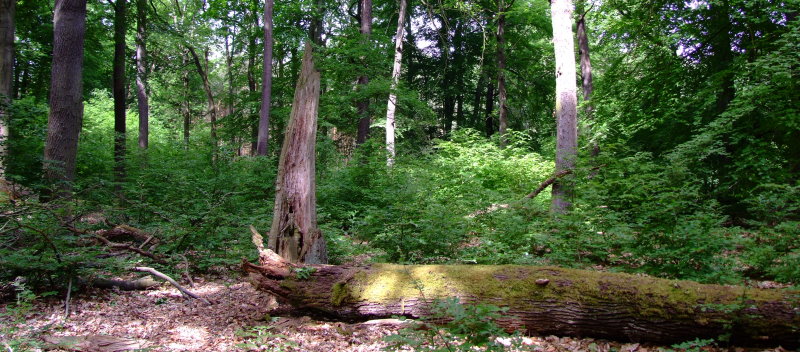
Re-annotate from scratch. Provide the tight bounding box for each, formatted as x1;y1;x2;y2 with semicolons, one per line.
385;0;408;166
0;0;14;178
355;0;372;145
575;0;595;155
135;0;149;149
496;0;509;147
187;46;217;149
43;0;87;187
550;0;578;213
113;0;127;191
256;0;274;156
268;43;326;264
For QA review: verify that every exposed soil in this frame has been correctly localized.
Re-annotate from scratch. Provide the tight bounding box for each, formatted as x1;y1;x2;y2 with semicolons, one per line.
0;276;792;352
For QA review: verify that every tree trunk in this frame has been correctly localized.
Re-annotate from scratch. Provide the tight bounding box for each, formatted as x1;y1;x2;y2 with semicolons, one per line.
576;0;596;156
245;256;800;349
256;0;274;156
135;0;149;149
484;79;495;137
385;0;407;166
550;0;578;213
247;0;259;155
187;46;217;150
496;0;508;147
43;0;87;188
355;0;372;145
267;43;326;264
182;53;190;146
0;0;13;179
309;0;324;46
113;0;127;191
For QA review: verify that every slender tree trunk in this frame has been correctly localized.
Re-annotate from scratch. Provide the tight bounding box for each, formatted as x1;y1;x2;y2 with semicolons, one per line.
224;28;234;119
187;46;217;150
182;54;190;146
404;4;414;87
484;79;495;137
43;0;87;188
267;43;326;264
247;1;259;155
355;0;372;145
550;0;578;213
385;0;407;166
0;0;14;179
576;0;596;156
256;0;274;156
113;0;127;192
135;0;149;149
496;0;508;147
440;20;454;135
472;71;485;129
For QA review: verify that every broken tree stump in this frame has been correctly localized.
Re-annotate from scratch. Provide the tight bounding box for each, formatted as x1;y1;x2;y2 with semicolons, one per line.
244;252;800;348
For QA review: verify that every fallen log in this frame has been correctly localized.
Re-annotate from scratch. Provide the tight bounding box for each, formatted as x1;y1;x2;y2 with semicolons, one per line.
244;252;800;348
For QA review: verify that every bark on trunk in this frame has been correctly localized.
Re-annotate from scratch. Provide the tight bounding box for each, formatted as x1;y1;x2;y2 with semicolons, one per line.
135;0;149;149
113;0;127;190
496;0;508;147
385;0;407;166
0;0;14;179
550;0;578;213
355;0;372;145
267;44;326;264
43;0;87;187
576;0;597;156
256;0;274;156
245;256;800;349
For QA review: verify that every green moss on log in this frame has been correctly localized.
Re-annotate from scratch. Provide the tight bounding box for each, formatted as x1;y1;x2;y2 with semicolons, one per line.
343;264;792;324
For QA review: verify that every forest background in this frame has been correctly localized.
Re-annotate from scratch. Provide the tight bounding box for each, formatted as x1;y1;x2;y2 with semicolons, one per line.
0;0;799;299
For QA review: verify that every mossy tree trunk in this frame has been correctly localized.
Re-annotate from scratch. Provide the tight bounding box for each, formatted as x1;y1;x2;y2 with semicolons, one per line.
244;252;800;348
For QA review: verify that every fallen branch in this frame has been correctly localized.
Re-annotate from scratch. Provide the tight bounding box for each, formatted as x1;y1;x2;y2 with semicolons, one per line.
524;169;573;199
132;266;210;304
92;234;167;264
85;276;160;291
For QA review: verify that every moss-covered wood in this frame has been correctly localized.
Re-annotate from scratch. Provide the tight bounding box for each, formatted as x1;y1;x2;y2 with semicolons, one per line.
243;252;800;348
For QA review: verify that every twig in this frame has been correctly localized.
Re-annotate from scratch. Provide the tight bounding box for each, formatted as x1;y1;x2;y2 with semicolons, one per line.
64;277;72;321
93;234;167;264
524;169;574;199
132;267;210;304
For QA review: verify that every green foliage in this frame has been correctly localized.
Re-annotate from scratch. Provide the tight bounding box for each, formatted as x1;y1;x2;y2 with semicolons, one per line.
235;319;298;352
660;338;716;352
384;298;520;352
0;278;46;351
292;267;316;280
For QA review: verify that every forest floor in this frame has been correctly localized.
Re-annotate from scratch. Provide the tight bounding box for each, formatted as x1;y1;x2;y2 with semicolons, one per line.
0;275;793;352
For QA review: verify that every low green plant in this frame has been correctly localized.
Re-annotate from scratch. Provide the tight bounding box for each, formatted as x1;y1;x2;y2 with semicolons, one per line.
660;338;716;352
0;278;46;351
235;320;298;352
383;297;521;352
292;267;316;280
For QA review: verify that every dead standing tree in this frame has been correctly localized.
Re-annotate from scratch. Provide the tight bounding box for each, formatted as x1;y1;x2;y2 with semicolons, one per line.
267;43;327;264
